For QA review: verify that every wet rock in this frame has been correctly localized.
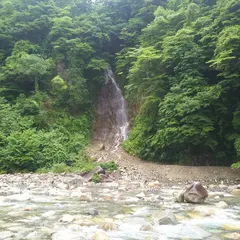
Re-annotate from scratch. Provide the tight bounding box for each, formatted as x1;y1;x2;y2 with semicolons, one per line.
147;181;160;188
6;193;30;202
71;192;93;202
133;207;152;218
0;231;14;239
74;219;95;226
25;231;41;239
42;211;56;218
216;201;228;209
93;231;109;240
224;232;240;240
120;217;148;232
124;197;139;203
208;192;219;198
99;221;117;231
175;190;184;203
56;183;69;190
193;206;215;217
208;184;217;191
219;184;227;190
98;143;105;151
232;189;240;197
59;214;75;223
183;182;208;204
140;224;153;231
159;210;178;225
222;224;240;231
136;192;145;199
88;208;99;216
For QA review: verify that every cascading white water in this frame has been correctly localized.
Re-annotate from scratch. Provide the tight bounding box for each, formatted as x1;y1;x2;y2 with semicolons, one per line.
95;67;129;151
105;68;129;150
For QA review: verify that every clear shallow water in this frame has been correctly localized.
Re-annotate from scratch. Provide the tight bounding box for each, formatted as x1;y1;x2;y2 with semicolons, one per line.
0;181;239;240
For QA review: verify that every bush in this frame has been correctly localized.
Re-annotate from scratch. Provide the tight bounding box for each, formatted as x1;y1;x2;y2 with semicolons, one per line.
0;95;92;173
91;173;100;183
232;162;240;169
100;161;118;171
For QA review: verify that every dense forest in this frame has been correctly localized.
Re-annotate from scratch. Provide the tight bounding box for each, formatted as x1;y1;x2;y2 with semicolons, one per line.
0;0;239;173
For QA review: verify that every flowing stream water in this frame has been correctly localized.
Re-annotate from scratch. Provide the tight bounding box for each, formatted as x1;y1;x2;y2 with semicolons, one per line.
0;174;239;240
95;68;129;151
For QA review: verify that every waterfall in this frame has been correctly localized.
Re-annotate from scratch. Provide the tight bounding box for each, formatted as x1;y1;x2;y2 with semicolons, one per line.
95;67;129;151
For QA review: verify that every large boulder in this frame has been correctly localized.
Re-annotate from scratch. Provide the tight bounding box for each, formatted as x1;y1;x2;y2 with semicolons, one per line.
176;182;208;204
83;166;105;182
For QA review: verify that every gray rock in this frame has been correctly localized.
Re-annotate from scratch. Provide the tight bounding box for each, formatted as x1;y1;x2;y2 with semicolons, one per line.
175;190;184;203
159;210;178;225
88;208;99;216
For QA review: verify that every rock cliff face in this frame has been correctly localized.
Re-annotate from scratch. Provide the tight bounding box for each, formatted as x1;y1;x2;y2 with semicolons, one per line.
94;68;128;151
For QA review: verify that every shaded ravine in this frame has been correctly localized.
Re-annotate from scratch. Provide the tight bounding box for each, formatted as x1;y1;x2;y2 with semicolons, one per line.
89;69;240;183
94;68;129;152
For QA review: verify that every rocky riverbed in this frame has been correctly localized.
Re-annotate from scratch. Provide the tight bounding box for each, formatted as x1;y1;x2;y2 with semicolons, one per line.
0;173;239;240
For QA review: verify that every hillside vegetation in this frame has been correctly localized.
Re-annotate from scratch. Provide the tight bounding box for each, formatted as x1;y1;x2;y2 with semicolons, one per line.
0;0;239;171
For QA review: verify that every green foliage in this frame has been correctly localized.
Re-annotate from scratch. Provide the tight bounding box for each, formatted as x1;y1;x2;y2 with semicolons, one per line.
36;155;96;173
91;173;100;183
100;161;118;172
121;0;240;165
0;0;239;170
232;162;240;169
51;75;68;94
0;95;91;173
